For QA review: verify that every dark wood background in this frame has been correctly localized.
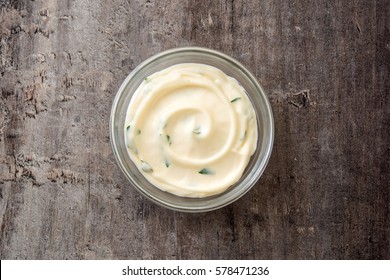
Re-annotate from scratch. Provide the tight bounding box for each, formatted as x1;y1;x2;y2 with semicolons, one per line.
0;0;389;259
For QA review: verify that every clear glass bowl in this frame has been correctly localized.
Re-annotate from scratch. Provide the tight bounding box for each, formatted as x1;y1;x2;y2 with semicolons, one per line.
110;47;274;212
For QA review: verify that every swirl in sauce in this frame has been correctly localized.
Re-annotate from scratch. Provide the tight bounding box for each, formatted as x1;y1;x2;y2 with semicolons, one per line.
125;63;257;197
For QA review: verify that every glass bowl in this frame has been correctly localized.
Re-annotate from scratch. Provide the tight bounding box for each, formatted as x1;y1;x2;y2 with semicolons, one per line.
110;47;274;212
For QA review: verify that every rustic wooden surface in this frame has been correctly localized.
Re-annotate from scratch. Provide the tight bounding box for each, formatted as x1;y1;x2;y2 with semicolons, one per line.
0;0;389;260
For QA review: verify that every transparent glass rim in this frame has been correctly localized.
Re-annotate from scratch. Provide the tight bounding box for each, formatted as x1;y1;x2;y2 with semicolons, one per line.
110;47;274;212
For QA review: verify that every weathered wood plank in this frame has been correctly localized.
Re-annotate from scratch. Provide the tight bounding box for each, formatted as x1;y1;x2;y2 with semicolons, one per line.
0;0;389;259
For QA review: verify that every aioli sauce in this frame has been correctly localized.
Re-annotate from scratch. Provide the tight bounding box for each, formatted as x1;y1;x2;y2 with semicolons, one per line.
125;63;257;197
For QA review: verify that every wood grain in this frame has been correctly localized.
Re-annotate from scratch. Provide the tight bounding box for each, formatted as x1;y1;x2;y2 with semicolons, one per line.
0;0;389;259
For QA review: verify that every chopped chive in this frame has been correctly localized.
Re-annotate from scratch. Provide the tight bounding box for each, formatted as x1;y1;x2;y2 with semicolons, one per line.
136;129;141;135
230;97;241;103
125;126;132;148
240;130;247;141
164;158;171;168
198;168;214;175
166;135;171;145
144;77;148;81
140;160;153;172
192;126;201;135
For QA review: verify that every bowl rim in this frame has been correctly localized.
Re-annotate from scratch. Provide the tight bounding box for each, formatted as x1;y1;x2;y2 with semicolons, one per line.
109;46;274;212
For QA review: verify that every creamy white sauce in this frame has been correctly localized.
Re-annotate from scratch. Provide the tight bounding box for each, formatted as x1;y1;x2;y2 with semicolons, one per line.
125;63;257;197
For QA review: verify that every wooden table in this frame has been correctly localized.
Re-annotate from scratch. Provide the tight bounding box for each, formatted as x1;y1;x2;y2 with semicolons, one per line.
0;0;388;259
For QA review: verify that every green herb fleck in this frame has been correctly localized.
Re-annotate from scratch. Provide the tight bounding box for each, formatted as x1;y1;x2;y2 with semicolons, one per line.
230;97;241;103
240;130;247;141
125;125;132;148
140;160;153;173
198;168;214;175
192;126;201;135
144;77;148;81
166;135;171;145
164;158;171;168
136;129;141;135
